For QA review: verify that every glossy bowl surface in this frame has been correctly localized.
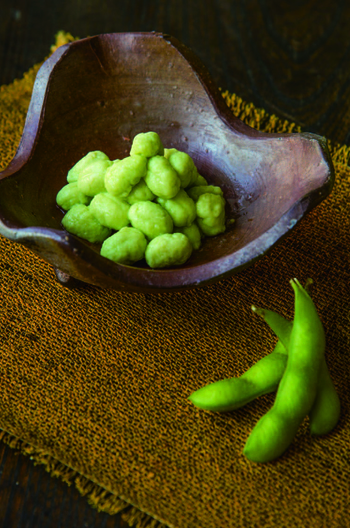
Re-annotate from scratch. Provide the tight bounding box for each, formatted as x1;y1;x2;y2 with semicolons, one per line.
0;32;334;292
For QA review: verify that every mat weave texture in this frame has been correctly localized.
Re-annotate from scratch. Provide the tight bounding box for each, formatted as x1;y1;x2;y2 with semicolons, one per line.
1;35;350;528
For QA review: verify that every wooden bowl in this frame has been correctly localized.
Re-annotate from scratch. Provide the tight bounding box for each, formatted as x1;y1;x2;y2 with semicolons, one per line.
0;32;334;293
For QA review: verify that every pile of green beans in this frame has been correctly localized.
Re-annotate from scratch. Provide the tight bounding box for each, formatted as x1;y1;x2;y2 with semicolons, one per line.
188;279;340;463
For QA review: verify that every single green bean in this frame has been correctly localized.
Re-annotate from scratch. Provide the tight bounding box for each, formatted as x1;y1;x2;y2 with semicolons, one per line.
189;288;303;413
243;278;325;463
188;337;290;412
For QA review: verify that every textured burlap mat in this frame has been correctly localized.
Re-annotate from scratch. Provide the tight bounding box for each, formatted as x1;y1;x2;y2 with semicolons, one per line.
0;33;349;528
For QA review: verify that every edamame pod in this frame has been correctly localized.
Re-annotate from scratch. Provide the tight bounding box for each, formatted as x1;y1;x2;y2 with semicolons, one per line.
253;299;340;437
189;340;289;412
251;306;291;349
243;279;325;463
308;361;341;436
250;278;314;351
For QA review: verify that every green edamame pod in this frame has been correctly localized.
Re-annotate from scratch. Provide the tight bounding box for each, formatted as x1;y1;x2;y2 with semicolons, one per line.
188;339;290;412
253;298;340;437
243;279;325;463
250;278;314;351
251;306;291;349
308;361;341;436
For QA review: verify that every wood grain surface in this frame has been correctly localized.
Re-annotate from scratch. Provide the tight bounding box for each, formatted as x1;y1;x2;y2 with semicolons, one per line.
0;441;128;528
0;0;348;527
2;0;350;144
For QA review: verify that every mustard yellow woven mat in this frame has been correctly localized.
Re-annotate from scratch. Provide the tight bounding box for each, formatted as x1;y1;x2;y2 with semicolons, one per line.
1;33;350;528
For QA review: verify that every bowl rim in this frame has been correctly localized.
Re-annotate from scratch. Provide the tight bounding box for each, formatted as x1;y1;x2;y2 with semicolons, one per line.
0;32;335;292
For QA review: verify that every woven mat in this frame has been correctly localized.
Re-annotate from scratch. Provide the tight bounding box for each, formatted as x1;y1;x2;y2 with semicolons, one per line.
1;34;350;528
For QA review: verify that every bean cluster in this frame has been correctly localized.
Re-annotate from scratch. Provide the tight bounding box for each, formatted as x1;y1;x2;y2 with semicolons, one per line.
56;132;227;269
189;279;340;463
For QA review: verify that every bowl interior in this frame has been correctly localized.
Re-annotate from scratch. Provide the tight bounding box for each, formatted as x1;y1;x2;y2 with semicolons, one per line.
0;33;333;285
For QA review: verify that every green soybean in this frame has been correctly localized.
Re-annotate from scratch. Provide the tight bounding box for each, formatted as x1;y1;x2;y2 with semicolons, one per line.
56;182;91;211
101;227;147;265
104;155;147;198
243;279;325;463
157;189;197;227
128;201;173;240
62;204;111;244
145;232;192;269
167;150;197;188
145;155;181;199
175;222;202;250
89;192;130;230
130;131;164;158
196;193;226;236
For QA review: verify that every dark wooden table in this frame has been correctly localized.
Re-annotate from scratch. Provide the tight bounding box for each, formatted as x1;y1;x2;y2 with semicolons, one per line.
1;1;349;526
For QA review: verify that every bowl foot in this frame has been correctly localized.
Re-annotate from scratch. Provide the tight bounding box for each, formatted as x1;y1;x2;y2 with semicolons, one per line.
53;267;80;288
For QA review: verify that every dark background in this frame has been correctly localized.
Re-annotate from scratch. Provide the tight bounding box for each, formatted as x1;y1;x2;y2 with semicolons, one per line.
1;1;349;527
2;0;350;145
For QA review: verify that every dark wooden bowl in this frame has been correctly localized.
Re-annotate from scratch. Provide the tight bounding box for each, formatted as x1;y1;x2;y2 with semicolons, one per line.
0;32;334;293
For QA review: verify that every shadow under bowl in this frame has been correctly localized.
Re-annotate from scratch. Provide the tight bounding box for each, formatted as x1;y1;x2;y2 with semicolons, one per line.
0;32;334;293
